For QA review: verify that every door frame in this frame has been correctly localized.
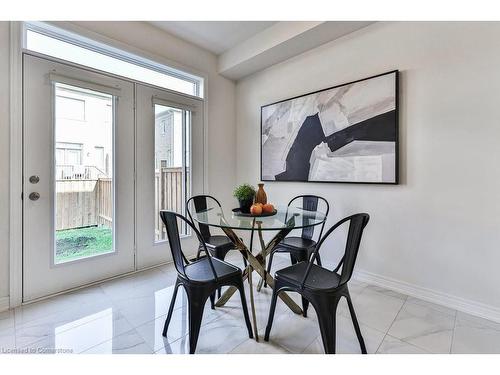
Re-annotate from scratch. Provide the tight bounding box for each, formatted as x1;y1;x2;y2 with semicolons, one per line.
8;21;209;308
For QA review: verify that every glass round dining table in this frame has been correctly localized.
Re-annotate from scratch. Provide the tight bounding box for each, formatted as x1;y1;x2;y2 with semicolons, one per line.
192;204;327;341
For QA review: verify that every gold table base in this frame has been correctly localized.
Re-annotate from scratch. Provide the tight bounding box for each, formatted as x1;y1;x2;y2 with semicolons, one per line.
215;219;302;341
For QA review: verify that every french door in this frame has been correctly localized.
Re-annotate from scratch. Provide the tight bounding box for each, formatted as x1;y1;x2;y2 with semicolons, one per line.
135;84;204;268
23;54;205;301
23;54;135;301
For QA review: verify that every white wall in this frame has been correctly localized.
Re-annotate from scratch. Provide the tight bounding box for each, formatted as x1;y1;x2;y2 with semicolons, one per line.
0;21;236;307
236;22;500;316
0;22;10;307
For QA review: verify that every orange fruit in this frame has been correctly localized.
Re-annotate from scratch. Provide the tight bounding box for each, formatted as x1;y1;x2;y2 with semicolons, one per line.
250;204;262;215
262;203;274;213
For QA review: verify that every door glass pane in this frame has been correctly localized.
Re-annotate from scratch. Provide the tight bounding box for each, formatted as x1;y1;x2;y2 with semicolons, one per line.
154;104;190;241
54;82;114;264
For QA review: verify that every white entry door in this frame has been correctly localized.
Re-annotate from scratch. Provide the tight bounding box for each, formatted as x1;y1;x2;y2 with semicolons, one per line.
23;54;135;301
136;84;204;268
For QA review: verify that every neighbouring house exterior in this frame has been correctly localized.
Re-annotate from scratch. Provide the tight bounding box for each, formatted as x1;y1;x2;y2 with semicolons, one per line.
154;105;183;170
55;83;113;180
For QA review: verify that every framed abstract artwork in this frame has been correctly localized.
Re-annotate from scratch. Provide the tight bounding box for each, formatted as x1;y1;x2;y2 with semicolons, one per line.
260;70;399;184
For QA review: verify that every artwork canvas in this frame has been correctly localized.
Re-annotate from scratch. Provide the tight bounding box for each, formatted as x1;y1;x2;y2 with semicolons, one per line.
260;70;398;184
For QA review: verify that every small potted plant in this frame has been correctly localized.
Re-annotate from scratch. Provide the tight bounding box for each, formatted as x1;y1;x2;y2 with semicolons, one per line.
233;183;256;213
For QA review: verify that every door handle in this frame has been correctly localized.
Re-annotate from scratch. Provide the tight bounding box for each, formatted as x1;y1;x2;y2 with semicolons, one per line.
29;175;40;184
29;192;40;201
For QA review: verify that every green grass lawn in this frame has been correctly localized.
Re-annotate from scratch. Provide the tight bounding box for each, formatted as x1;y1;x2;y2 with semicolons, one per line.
55;226;113;263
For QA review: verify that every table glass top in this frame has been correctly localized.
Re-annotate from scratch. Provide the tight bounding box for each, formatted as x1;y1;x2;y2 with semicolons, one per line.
192;205;327;231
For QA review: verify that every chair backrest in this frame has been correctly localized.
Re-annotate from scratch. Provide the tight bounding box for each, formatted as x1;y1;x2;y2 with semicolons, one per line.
159;210;218;281
337;213;370;285
160;210;190;277
287;195;330;241
186;195;223;241
302;213;369;288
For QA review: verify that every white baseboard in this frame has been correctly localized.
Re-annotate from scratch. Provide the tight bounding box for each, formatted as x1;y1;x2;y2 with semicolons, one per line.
0;296;9;312
354;269;500;324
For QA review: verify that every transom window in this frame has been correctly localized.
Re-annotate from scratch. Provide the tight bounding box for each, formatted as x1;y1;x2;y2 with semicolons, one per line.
23;22;204;98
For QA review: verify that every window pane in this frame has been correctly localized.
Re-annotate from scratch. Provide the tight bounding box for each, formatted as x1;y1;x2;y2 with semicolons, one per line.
94;146;105;170
155;104;190;241
56;96;85;121
66;149;81;165
27;29;202;98
54;82;114;263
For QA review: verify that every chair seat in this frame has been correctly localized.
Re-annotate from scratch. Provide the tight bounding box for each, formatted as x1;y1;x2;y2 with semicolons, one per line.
276;237;316;251
276;262;341;290
204;235;234;250
184;257;240;282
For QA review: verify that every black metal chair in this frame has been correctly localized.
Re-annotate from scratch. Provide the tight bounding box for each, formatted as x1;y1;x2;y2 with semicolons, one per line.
187;195;247;299
160;210;253;354
266;195;329;273
264;213;370;354
265;195;329;315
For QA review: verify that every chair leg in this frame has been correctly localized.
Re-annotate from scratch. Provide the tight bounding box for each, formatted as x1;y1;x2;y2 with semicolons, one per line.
163;280;181;337
186;287;210;354
315;297;340;354
345;292;367;354
264;286;280;341
209;292;215;310
236;280;254;338
264;250;275;288
317;314;336;354
302;297;310;318
215;249;231;300
292;251;310;317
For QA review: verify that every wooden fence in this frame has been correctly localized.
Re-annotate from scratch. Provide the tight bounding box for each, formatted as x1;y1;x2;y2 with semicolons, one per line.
96;178;112;228
56;168;185;234
55;180;99;230
155;167;185;240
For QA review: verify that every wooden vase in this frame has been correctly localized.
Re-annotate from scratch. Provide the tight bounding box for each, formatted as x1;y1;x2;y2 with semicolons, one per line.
255;183;267;205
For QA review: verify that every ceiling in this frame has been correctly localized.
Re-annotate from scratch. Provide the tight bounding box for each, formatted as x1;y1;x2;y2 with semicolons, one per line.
149;21;277;55
149;21;374;80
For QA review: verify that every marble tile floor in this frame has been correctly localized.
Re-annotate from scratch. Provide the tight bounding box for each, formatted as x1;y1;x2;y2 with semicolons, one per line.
1;252;500;354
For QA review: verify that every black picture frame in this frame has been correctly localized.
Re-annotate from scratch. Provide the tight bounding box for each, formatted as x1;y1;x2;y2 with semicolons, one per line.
260;70;399;185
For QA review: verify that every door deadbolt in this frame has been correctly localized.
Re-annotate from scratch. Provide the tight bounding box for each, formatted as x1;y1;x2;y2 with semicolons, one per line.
29;192;40;201
29;175;40;184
